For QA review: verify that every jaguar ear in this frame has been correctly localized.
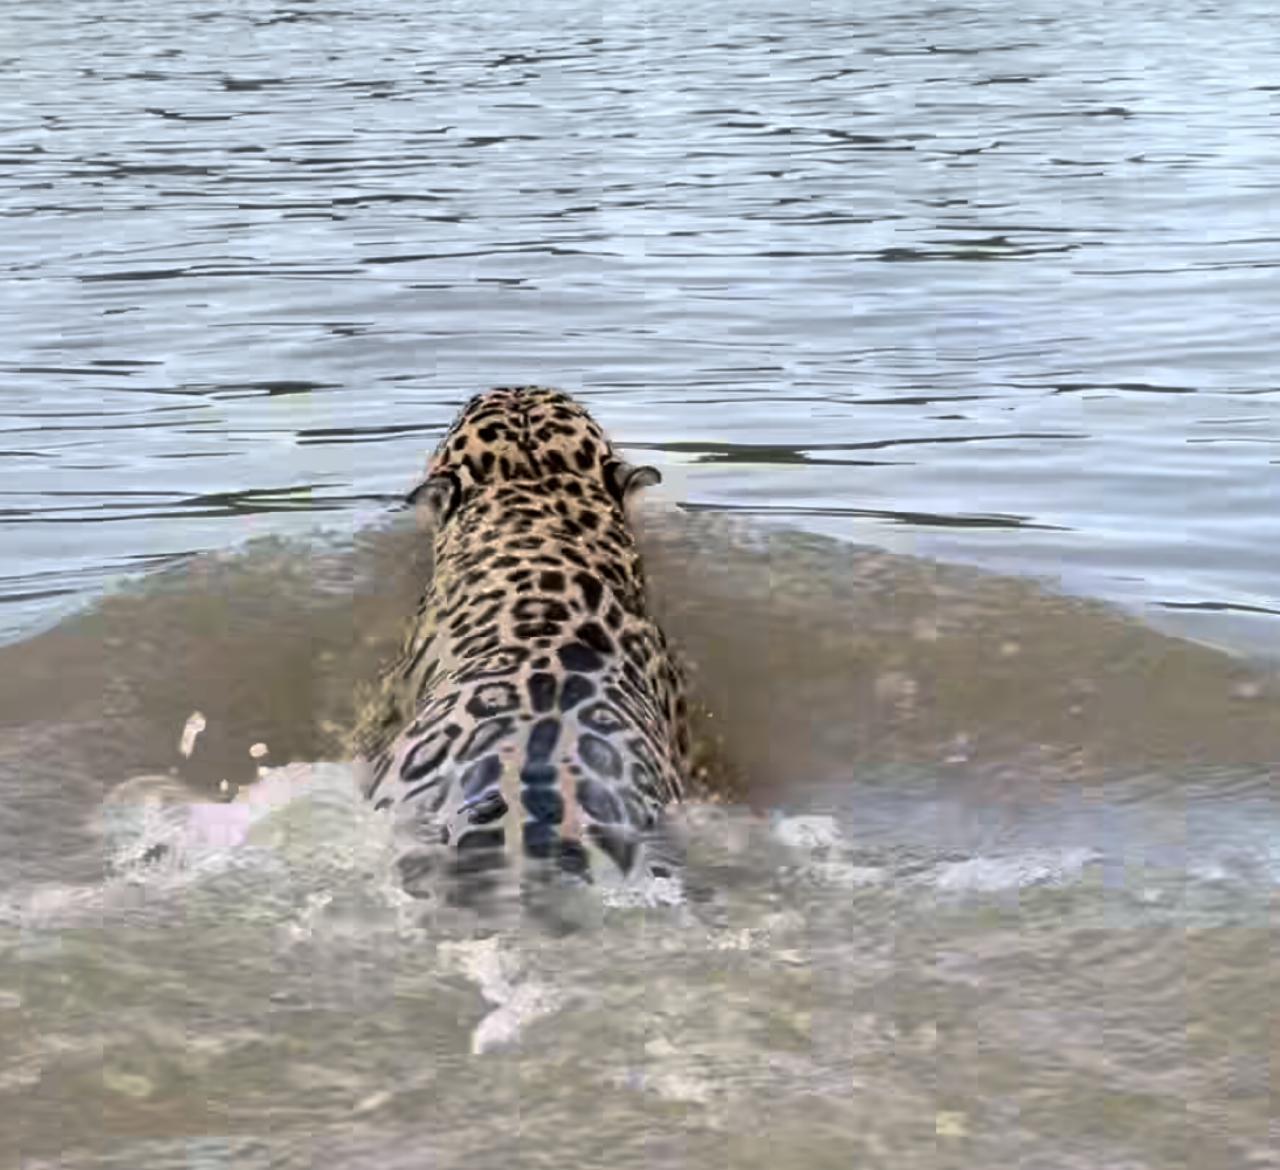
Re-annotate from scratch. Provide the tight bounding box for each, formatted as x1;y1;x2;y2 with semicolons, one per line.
605;459;661;505
405;471;461;527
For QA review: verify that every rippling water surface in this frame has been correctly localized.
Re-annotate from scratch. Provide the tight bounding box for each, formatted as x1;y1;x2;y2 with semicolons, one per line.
3;0;1278;649
2;0;1278;1166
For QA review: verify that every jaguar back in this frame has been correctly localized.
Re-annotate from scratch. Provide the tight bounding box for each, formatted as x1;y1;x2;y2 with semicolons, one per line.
359;387;689;898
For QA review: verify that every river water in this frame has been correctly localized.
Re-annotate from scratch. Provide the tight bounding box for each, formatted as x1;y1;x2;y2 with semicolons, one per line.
1;0;1278;1166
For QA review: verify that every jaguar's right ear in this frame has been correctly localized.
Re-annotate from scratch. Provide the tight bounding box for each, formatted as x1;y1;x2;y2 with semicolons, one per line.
604;459;662;507
405;471;461;527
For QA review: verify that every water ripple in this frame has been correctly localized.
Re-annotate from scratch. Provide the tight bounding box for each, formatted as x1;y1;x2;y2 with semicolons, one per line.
0;0;1276;654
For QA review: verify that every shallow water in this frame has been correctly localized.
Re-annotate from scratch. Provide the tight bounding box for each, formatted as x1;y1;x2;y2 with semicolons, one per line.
2;0;1279;1166
2;517;1279;1168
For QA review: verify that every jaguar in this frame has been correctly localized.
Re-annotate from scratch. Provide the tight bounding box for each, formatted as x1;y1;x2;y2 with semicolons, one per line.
352;386;689;897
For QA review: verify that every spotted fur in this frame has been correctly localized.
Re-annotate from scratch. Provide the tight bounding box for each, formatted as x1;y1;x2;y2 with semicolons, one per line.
354;387;688;896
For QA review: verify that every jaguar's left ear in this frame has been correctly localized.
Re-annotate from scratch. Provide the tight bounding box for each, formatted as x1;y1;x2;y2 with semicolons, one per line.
405;471;461;527
605;459;662;505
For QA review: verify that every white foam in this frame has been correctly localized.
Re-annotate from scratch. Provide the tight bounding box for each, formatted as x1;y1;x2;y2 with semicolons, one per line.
439;937;566;1055
930;848;1099;893
600;872;686;909
771;814;845;852
768;810;1106;895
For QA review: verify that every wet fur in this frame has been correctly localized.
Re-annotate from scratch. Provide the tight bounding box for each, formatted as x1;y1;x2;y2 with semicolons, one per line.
354;387;689;896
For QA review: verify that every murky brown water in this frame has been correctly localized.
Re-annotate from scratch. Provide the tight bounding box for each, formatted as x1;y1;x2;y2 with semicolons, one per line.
2;514;1278;1168
2;0;1278;1166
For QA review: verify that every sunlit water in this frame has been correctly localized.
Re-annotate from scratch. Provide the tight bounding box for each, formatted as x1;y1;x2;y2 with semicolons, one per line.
2;0;1278;1166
